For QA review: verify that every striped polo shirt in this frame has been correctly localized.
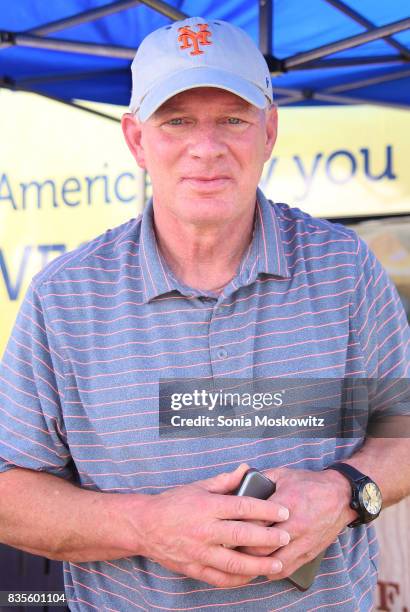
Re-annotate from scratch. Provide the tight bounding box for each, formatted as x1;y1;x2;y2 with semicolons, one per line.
1;189;409;611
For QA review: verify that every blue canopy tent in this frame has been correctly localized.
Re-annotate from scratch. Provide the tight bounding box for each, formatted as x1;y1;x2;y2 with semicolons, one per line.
1;0;409;123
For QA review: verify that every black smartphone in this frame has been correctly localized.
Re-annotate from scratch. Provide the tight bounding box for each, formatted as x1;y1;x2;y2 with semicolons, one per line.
233;468;324;591
286;551;325;591
233;467;276;498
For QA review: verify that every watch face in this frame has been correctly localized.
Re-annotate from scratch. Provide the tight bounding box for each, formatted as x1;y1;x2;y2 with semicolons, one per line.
362;482;382;516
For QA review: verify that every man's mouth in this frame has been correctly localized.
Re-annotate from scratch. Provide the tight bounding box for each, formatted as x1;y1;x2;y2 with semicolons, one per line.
181;176;232;190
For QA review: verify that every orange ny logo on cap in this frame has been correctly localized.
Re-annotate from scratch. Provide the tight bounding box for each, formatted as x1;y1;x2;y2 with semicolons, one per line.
177;23;212;56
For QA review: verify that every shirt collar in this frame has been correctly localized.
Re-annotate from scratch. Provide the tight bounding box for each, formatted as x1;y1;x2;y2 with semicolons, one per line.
252;187;290;279
139;190;290;304
139;199;180;304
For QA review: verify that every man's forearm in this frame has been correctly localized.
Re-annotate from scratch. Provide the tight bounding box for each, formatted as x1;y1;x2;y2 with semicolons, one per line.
0;464;297;588
0;468;148;562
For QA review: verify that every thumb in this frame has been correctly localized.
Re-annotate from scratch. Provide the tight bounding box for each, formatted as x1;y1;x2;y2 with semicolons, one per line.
198;463;250;494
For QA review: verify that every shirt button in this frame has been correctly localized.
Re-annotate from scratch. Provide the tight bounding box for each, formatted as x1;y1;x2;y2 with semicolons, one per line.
217;348;228;359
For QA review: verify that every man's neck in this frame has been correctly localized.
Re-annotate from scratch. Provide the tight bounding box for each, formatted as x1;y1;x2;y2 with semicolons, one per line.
152;203;256;294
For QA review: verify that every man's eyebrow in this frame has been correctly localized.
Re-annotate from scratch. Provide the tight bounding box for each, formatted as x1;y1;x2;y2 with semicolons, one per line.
223;104;255;113
152;102;255;118
153;105;182;117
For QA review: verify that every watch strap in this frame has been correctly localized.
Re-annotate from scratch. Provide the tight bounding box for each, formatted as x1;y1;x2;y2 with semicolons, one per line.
325;462;380;527
325;462;368;484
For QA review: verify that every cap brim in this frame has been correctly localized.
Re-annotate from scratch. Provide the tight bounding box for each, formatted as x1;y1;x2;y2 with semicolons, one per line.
135;66;268;121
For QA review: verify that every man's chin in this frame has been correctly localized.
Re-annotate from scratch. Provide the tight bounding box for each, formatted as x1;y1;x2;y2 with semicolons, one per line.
178;196;237;223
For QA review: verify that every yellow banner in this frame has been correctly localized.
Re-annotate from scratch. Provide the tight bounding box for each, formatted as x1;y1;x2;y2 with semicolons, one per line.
262;105;410;218
0;91;144;355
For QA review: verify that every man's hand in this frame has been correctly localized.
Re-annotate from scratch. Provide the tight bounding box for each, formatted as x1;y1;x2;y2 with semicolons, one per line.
239;467;357;580
135;464;291;587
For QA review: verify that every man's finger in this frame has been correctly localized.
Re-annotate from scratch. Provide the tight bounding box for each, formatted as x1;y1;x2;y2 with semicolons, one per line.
215;520;290;549
215;494;289;523
162;559;254;588
202;545;284;576
188;562;256;588
239;545;277;557
197;463;250;494
267;538;328;581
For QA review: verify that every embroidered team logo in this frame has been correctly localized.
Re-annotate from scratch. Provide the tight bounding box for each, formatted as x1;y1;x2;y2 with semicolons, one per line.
177;23;212;56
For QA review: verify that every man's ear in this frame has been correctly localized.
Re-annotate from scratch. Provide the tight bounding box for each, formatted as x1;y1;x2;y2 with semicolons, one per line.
121;113;146;169
263;105;278;162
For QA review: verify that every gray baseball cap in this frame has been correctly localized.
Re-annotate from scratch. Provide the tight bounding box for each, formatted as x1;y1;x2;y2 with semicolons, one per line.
129;17;273;121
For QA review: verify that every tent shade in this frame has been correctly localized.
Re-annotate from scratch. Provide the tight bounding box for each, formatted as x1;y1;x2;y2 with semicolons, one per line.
0;0;409;112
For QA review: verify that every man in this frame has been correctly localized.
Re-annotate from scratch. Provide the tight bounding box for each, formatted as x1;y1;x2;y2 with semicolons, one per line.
0;16;409;611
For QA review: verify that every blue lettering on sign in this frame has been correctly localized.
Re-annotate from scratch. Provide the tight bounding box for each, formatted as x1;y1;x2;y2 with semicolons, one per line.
0;147;397;211
21;179;58;209
1;244;68;301
114;172;137;203
85;173;111;205
360;145;396;181
293;153;323;199
0;246;32;300
0;173;17;210
261;145;397;201
62;177;81;206
325;149;357;184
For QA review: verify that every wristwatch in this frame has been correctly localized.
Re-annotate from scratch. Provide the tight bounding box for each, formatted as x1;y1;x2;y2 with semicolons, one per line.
325;462;383;527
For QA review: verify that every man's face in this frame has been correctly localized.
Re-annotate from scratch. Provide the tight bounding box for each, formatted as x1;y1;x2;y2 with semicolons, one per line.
122;87;277;226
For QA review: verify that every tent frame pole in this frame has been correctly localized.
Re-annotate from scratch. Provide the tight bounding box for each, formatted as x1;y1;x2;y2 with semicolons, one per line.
0;82;121;121
137;0;187;20
27;0;186;36
26;0;142;36
312;92;409;110
298;55;405;69
259;0;273;56
0;32;136;59
274;66;410;109
284;17;410;69
323;0;410;59
16;68;128;87
325;67;410;94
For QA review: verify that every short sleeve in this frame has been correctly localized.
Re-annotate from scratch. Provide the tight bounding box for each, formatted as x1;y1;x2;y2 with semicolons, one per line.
350;237;410;433
0;281;73;478
351;236;410;378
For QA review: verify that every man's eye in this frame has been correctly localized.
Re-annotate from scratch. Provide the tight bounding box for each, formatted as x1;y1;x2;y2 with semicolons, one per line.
168;118;184;125
227;117;243;125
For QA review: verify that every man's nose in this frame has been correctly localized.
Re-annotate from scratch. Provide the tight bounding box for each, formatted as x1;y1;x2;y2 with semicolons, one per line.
187;124;228;159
